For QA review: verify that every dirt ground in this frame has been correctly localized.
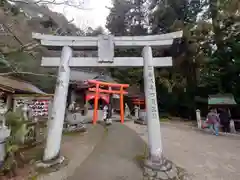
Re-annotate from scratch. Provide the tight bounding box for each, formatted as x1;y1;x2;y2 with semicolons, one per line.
125;121;240;180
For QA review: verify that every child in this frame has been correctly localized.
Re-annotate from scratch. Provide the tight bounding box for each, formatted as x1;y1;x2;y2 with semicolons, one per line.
206;108;220;136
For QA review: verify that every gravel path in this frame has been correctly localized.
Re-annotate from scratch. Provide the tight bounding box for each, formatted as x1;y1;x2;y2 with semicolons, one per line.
67;123;145;180
125;121;240;180
38;124;105;180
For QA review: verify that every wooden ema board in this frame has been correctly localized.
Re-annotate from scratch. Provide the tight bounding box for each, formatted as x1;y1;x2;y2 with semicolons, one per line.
13;95;53;117
132;99;145;105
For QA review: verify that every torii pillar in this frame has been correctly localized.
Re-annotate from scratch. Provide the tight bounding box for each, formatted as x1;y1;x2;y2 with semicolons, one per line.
33;31;182;177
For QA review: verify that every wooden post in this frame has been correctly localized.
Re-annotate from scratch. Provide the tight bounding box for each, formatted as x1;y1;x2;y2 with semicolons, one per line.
107;87;113;119
120;86;124;124
93;83;99;124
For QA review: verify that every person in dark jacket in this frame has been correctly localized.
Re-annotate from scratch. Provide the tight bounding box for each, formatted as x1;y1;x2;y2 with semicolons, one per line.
219;108;230;133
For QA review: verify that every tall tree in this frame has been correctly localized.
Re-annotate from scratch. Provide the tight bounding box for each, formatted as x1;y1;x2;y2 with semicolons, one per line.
86;26;105;36
106;0;240;117
203;0;240;97
149;0;207;93
106;0;147;86
147;0;213;117
106;0;131;36
0;0;87;92
106;0;147;36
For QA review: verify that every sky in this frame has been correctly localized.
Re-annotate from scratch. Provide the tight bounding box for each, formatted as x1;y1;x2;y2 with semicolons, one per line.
49;0;112;30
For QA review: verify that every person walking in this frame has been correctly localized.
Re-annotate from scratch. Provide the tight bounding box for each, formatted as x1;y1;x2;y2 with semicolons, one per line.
206;108;220;136
103;104;108;121
219;108;230;133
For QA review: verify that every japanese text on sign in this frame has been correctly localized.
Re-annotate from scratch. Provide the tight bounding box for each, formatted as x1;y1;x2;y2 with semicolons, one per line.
146;65;158;119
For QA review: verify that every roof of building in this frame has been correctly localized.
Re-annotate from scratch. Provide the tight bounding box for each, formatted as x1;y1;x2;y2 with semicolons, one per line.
69;70;118;86
208;94;237;105
0;76;46;94
126;84;144;98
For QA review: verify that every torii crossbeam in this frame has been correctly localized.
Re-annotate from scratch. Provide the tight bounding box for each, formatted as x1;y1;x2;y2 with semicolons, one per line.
32;32;182;67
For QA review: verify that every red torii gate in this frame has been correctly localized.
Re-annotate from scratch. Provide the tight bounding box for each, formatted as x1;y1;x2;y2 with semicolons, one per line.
88;80;129;124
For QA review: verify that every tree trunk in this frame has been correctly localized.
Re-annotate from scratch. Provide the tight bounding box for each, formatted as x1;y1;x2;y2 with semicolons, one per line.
209;0;224;50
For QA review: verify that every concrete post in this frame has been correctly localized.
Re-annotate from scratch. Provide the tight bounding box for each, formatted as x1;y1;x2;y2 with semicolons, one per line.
143;46;163;163
43;46;72;161
196;109;202;129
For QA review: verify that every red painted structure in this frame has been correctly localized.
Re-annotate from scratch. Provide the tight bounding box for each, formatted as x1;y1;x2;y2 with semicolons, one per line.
86;92;109;104
129;96;146;109
78;81;110;104
132;98;145;106
88;80;129;124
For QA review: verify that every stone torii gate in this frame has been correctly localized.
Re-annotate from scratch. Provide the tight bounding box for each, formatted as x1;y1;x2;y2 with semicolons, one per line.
33;31;182;175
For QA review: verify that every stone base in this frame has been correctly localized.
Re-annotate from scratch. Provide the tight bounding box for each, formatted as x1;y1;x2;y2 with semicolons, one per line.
63;124;87;133
36;156;65;169
143;158;178;180
134;119;147;125
105;118;112;126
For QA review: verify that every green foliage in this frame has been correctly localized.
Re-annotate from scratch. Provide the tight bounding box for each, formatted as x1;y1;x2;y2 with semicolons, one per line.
1;137;21;175
0;108;28;176
6;109;24;131
5;108;28;143
0;1;82;93
86;26;105;36
0;51;57;93
160;117;170;122
0;0;6;6
106;0;132;36
1;0;239;119
106;0;240;118
10;5;19;15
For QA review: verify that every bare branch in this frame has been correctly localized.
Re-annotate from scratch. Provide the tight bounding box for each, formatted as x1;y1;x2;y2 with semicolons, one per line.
21;42;40;51
0;22;39;58
52;17;75;35
0;53;56;78
0;71;57;77
0;55;19;74
7;0;92;10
